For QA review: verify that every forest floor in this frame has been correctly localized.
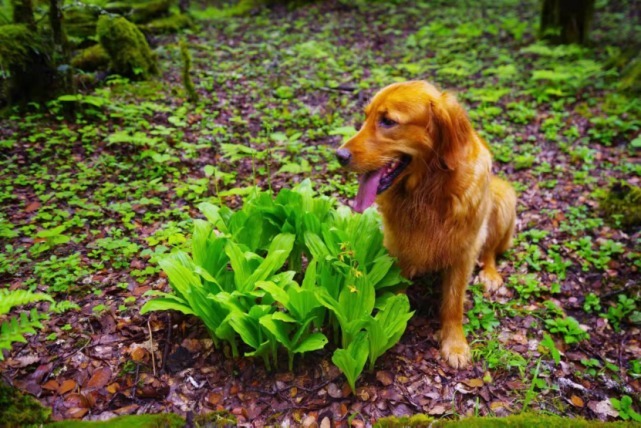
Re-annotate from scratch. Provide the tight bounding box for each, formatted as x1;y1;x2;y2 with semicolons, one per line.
1;0;640;426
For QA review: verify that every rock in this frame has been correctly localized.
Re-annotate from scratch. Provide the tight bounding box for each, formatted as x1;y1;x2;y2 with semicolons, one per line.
97;15;158;81
71;44;110;72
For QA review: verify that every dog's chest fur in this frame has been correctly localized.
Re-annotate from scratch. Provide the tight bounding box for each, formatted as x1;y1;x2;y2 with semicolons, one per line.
378;155;492;277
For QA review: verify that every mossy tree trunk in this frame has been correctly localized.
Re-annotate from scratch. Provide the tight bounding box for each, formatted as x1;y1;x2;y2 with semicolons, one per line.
540;0;595;45
10;0;35;27
1;0;60;105
49;0;74;97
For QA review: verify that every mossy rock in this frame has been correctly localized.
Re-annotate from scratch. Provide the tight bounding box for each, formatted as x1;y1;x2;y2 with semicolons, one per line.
598;181;641;228
140;13;192;34
0;382;51;427
374;414;639;427
97;15;158;80
71;44;110;72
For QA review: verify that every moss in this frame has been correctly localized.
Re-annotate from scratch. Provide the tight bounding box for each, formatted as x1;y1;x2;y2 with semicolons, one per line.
374;414;639;427
0;24;43;71
104;0;172;24
140;13;192;34
97;15;158;80
0;23;57;104
64;6;100;43
47;413;184;427
598;181;641;228
0;382;51;427
131;0;172;23
375;414;434;427
193;411;237;427
179;39;198;102
71;44;110;72
620;54;641;92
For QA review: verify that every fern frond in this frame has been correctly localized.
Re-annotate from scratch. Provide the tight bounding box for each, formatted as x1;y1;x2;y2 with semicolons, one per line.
0;309;48;360
0;289;53;315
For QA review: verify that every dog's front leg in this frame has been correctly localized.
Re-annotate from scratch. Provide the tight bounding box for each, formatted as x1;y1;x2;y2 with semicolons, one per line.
439;261;473;369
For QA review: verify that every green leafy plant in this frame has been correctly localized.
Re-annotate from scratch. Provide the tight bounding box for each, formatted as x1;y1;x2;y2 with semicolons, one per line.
583;292;602;313
332;331;369;394
142;182;410;387
0;289;53;360
545;316;589;345
603;294;637;332
539;333;560;365
610;395;641;422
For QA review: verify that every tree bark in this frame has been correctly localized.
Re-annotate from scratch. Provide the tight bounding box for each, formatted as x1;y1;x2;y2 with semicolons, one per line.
11;0;35;27
540;0;595;45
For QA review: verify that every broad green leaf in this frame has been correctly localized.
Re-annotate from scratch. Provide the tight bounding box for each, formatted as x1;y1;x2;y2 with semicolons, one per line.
241;233;295;291
304;231;330;260
192;219;212;267
259;315;292;349
140;299;196;316
256;281;290;308
332;331;369;393
227;312;261;349
198;202;229;233
294;332;328;353
366;294;413;370
367;255;394;286
225;241;251;290
302;259;317;290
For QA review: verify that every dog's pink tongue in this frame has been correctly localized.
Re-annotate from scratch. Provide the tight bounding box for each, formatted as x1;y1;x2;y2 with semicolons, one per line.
354;169;383;213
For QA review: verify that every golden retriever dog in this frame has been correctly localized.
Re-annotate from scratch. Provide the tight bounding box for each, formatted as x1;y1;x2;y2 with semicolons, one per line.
336;81;517;368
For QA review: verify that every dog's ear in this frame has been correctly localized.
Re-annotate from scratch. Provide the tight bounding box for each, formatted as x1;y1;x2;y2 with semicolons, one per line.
429;92;473;170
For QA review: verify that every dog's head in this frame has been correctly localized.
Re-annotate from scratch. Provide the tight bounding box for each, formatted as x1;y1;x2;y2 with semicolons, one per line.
337;80;474;212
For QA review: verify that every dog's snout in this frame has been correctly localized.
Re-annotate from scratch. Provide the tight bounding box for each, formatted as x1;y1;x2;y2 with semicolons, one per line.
336;148;352;166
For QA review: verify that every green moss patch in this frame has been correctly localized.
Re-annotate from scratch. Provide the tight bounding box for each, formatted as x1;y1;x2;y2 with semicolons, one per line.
47;413;184;428
140;14;192;35
71;44;110;72
97;15;158;80
598;181;641;228
0;382;51;427
0;23;46;72
375;414;640;427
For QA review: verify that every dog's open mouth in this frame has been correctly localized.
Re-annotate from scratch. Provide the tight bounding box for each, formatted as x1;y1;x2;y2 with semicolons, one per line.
354;155;410;213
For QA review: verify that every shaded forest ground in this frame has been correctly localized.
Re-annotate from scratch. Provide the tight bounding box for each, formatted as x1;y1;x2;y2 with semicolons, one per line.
1;0;640;425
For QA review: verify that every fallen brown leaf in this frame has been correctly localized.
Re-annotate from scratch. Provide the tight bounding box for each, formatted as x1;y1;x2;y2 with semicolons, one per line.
570;394;584;408
376;370;394;386
42;380;59;391
463;378;484;388
58;379;77;395
206;392;223;407
429;404;446;415
66;408;89;419
86;367;112;390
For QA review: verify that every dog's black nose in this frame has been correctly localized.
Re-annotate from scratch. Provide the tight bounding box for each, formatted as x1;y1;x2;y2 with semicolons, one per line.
336;148;351;166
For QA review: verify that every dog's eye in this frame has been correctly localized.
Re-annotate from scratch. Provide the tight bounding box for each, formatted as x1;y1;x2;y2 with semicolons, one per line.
379;116;397;128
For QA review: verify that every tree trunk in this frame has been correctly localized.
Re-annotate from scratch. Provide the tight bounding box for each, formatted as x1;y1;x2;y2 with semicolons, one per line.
49;0;75;100
11;0;35;27
540;0;595;45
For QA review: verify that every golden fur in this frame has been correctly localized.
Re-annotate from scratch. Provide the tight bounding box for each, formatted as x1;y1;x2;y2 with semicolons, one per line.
338;81;517;368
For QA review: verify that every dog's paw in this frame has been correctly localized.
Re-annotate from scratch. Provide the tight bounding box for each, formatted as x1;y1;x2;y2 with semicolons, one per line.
479;268;503;293
440;339;471;369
